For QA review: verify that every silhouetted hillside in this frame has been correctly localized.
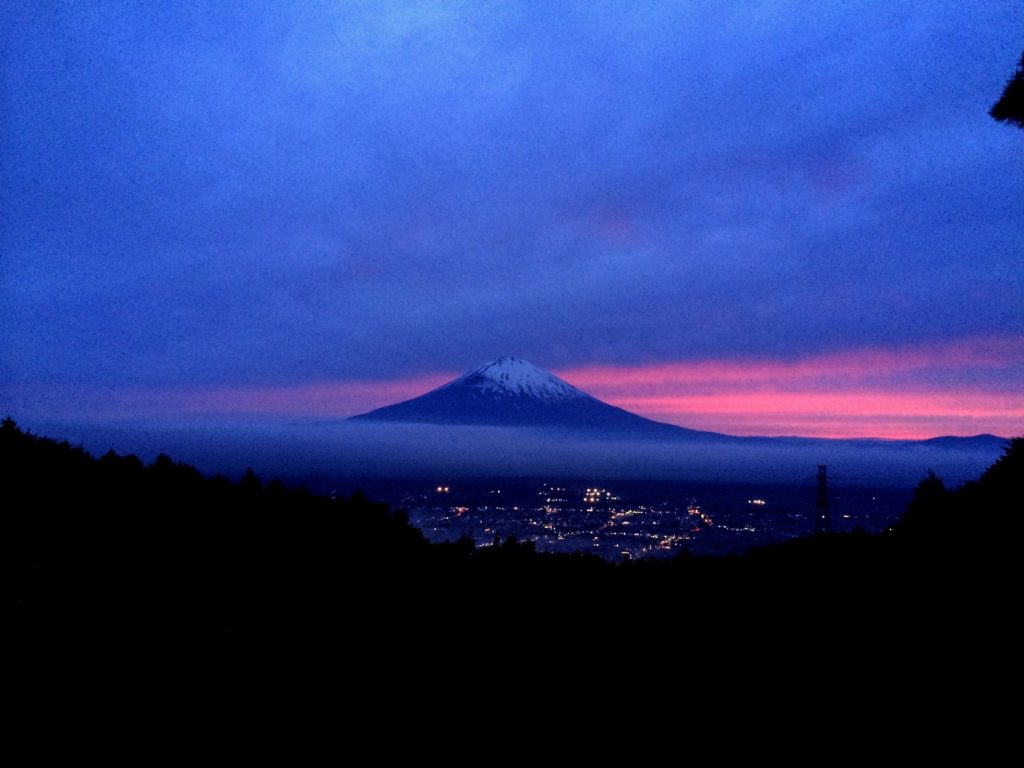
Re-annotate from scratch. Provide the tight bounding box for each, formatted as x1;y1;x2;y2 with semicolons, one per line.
4;418;1019;644
991;51;1024;128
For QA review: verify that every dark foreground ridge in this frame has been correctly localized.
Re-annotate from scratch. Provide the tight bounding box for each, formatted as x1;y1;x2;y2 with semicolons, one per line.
4;418;1019;644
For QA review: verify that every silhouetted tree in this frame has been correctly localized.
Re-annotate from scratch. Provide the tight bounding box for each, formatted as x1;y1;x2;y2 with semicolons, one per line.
5;417;1022;644
965;436;1022;522
896;470;949;537
239;467;262;496
266;478;287;505
976;436;1022;491
991;51;1024;128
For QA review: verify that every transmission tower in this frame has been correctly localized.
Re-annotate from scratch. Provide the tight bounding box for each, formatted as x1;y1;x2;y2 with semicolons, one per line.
815;465;830;533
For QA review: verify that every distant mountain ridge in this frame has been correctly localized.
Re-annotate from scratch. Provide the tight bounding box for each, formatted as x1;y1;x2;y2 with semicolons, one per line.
352;356;721;438
915;434;1008;450
351;356;1009;447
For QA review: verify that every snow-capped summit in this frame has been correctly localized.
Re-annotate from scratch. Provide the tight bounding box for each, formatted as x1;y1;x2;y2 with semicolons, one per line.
440;356;589;403
352;356;717;438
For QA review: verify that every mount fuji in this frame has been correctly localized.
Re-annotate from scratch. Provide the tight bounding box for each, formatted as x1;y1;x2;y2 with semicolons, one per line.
352;356;722;438
349;356;1007;451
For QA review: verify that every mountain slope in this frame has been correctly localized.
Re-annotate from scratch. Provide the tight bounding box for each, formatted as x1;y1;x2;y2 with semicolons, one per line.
351;356;722;438
914;434;1008;450
350;356;1010;447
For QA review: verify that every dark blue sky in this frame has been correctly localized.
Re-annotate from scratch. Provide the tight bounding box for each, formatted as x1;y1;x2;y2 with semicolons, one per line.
2;2;1022;436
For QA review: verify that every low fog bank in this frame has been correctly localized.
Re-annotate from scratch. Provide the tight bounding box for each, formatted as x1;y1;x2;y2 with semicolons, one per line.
21;418;1008;493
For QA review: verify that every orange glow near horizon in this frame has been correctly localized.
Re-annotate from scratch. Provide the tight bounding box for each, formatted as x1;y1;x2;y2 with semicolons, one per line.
14;336;1022;439
601;391;1022;439
558;336;1024;390
555;336;1024;438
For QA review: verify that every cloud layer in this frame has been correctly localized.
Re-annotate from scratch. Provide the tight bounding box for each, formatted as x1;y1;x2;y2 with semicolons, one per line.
2;2;1022;437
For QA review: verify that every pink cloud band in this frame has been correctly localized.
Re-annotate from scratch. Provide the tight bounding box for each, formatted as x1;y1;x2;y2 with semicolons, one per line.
9;336;1021;439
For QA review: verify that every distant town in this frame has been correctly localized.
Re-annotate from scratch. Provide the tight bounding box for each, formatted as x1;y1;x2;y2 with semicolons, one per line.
386;478;912;560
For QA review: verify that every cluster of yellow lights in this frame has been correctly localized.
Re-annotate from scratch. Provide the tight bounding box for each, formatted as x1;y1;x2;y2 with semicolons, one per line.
747;498;767;506
436;486;450;493
610;509;641;519
584;487;614;504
